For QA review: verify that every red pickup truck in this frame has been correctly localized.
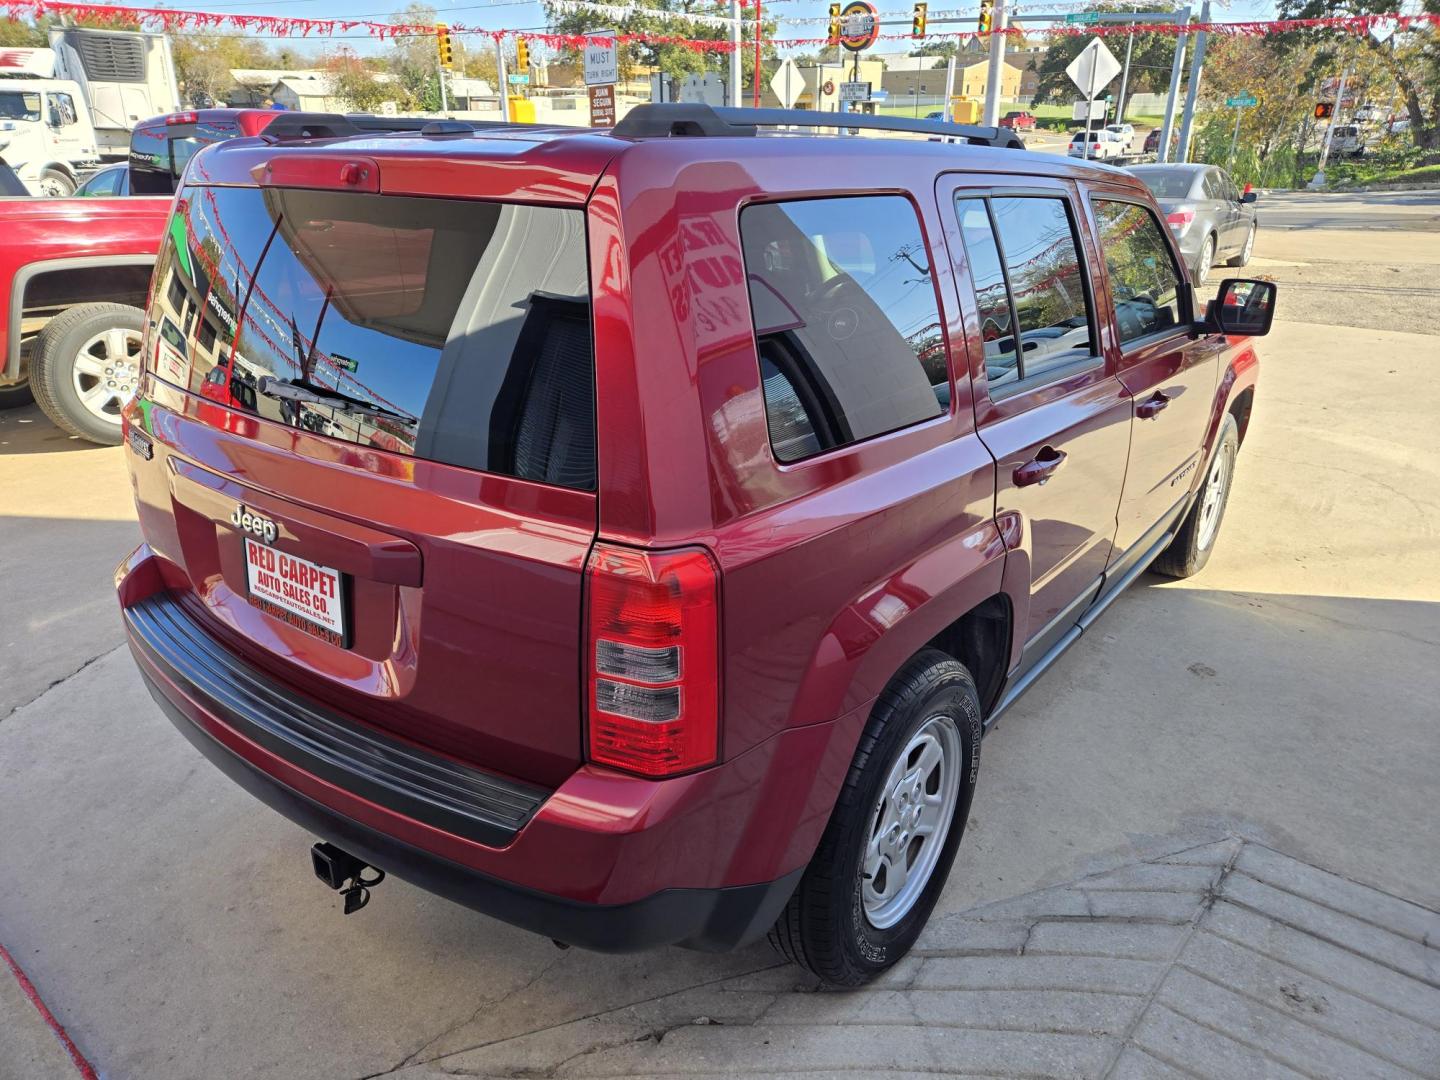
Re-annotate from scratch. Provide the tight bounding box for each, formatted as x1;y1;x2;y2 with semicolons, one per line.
0;108;406;442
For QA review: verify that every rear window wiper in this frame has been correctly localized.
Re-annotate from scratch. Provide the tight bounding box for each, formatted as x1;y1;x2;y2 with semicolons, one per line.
256;376;416;426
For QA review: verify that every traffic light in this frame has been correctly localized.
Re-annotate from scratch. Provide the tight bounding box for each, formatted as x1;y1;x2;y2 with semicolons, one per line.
913;2;927;37
1314;102;1333;119
516;37;530;72
978;0;993;35
828;3;842;45
435;23;453;69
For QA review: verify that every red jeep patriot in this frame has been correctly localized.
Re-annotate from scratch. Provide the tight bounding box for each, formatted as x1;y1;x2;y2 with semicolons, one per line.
116;104;1271;986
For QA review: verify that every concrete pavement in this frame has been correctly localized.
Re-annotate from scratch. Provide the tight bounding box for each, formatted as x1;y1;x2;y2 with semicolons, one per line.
2;193;1438;1079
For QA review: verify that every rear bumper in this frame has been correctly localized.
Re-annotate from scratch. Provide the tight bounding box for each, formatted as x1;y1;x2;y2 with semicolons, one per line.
118;550;833;952
137;663;799;951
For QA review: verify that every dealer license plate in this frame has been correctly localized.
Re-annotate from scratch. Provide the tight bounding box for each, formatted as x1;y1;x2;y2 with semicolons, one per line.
242;537;347;644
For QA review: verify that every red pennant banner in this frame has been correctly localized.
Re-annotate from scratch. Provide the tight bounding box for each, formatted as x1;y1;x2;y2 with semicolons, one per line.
2;0;1436;50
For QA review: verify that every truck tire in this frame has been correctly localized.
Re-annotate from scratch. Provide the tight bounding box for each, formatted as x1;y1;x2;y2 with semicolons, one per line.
1152;414;1240;579
31;303;145;445
0;379;33;410
38;168;75;197
769;648;982;986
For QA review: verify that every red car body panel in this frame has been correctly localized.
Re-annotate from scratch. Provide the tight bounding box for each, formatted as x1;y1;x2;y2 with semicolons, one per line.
115;125;1262;950
0;196;171;382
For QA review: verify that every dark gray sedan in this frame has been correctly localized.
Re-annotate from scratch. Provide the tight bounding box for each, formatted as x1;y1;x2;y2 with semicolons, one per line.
1127;163;1258;285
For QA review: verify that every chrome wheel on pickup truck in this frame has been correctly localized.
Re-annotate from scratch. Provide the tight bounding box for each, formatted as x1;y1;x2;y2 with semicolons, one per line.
31;302;146;446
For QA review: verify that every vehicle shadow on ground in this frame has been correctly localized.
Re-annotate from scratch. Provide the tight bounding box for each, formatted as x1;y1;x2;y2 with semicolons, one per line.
0;401;113;456
1;571;1436;1079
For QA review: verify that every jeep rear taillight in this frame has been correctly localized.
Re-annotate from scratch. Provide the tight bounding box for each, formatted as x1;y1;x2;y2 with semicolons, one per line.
585;544;719;778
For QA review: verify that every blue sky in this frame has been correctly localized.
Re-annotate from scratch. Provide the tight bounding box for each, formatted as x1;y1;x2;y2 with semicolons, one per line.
186;0;1281;58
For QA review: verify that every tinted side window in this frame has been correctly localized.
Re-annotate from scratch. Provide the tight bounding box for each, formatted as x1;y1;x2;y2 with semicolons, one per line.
1201;171;1223;200
741;196;947;463
1092;200;1185;345
954;194;1095;393
955;198;1020;387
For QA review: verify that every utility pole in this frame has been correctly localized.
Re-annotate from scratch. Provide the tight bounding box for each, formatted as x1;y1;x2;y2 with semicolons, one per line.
982;0;1007;126
494;38;509;122
1312;52;1354;186
1156;5;1191;163
729;0;742;106
1115;26;1135;124
1177;0;1209;162
752;0;762;107
943;53;957;121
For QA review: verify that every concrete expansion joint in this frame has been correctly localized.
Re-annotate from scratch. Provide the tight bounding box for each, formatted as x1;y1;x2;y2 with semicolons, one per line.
0;643;124;724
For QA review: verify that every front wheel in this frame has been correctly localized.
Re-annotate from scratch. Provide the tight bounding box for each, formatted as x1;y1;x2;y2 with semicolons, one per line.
38;168;75;197
769;649;982;986
1227;224;1256;268
1152;413;1240;579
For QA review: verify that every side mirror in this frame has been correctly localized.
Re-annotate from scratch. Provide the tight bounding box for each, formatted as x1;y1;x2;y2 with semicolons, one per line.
1205;278;1277;337
1242;191;1258;204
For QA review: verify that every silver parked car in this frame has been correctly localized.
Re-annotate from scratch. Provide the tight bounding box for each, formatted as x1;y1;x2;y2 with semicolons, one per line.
1127;163;1258;285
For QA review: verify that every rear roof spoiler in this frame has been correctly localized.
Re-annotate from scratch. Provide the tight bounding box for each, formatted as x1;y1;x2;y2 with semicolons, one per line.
611;103;1026;149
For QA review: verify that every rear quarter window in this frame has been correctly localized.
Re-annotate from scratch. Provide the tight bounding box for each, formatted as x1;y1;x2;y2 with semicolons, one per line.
740;195;948;464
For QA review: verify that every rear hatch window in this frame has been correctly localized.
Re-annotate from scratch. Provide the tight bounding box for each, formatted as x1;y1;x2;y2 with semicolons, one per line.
147;184;595;489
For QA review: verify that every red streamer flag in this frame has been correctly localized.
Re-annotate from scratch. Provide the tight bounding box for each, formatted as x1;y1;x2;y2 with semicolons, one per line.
2;0;1435;50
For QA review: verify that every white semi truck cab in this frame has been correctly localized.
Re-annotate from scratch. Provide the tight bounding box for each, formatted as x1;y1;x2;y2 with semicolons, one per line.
0;28;180;194
0;54;101;196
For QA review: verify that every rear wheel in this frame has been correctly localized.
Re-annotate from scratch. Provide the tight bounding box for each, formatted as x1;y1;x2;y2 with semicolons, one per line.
31;303;145;445
38;168;75;197
769;649;982;986
1194;234;1216;285
1152;414;1240;579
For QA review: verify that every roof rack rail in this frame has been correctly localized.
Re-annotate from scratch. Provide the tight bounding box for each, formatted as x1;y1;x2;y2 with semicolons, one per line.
611;103;1025;149
259;113;556;142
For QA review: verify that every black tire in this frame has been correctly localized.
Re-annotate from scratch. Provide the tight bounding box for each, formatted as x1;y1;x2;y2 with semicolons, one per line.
1193;234;1217;285
38;168;75;197
1226;224;1255;268
769;648;982;986
0;378;33;410
1152;414;1240;579
31;303;145;446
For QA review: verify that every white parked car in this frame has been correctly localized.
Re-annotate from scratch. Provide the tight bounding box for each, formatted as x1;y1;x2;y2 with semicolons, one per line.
1105;123;1136;151
1330;124;1365;157
1068;128;1124;160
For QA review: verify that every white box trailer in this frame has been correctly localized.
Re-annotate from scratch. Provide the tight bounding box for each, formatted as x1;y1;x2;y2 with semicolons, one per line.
47;27;181;159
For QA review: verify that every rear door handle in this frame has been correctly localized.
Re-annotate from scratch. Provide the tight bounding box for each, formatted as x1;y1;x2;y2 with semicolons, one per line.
1136;391;1171;420
1013;446;1067;487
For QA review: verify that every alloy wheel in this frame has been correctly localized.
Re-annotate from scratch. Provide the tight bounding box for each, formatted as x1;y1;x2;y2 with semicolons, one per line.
861;714;963;930
1196;441;1233;551
1196;237;1215;285
70;328;142;425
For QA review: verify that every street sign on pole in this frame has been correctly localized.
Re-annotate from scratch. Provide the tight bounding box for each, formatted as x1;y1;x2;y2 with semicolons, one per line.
839;80;871;103
1064;12;1105;23
1065;38;1123;100
1226;93;1258;108
769;58;808;109
588;83;616;126
1066;38;1121;160
583;32;618;87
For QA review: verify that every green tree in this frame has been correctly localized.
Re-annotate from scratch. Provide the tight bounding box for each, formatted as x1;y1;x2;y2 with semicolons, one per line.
1030;6;1178;111
388;1;445;110
543;0;766;87
1275;0;1440;150
173;33;278;108
323;50;393;112
0;18;46;46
